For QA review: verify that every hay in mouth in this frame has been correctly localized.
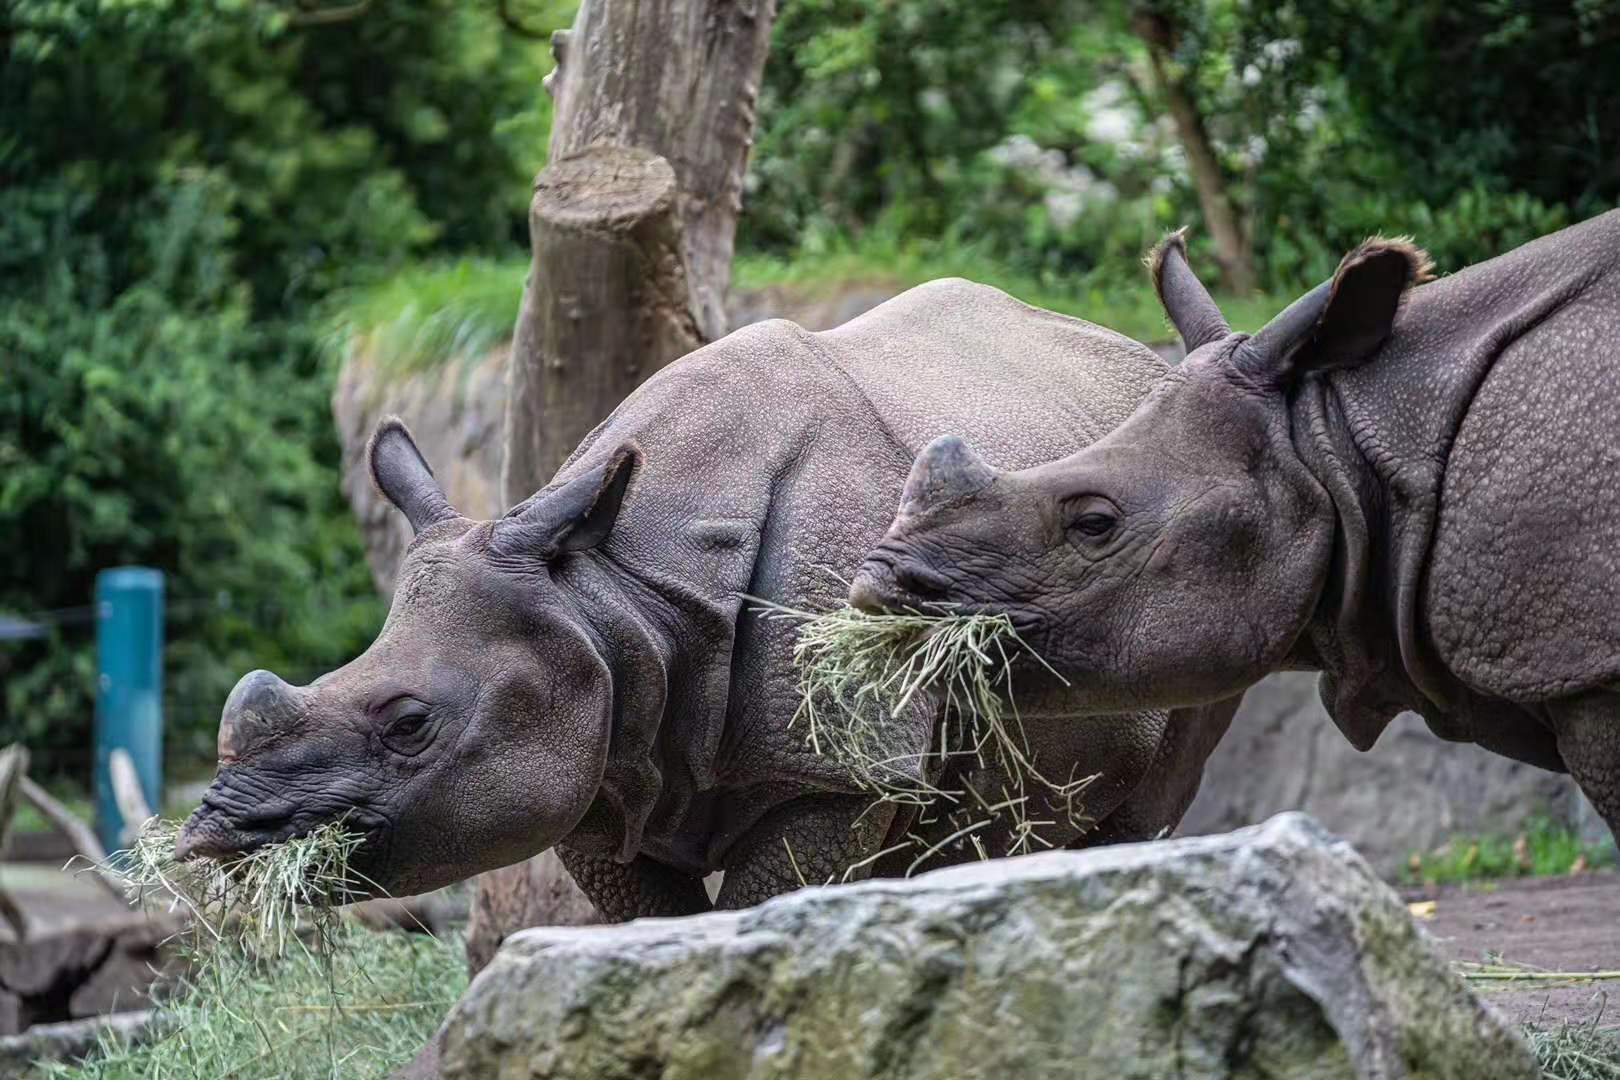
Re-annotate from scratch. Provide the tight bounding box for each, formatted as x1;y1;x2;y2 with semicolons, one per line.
103;815;368;960
758;600;1094;870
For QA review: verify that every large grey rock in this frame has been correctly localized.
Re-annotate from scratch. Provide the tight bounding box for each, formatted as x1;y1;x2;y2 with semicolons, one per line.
439;814;1534;1080
1182;673;1595;874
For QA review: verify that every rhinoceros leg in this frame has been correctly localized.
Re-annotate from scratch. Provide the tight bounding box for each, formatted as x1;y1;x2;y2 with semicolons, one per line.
554;847;713;923
1550;690;1620;840
1070;695;1243;849
715;794;896;909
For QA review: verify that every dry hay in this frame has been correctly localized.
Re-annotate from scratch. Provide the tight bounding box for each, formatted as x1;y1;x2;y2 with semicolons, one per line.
103;815;368;961
758;599;1095;874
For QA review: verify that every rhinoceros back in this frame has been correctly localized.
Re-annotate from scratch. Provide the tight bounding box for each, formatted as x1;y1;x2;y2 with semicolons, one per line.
547;278;1172;808
810;277;1168;465
578;278;1165;621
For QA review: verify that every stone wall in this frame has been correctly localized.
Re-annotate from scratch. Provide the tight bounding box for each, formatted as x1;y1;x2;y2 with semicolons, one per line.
1179;672;1595;873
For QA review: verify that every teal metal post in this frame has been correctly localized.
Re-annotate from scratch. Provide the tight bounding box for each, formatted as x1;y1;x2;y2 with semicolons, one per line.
94;567;164;852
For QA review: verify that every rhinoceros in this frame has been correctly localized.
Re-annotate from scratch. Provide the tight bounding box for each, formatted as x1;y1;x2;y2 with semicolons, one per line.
175;280;1240;916
851;211;1620;838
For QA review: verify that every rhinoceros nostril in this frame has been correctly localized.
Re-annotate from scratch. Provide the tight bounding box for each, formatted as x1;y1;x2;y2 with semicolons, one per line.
894;563;950;598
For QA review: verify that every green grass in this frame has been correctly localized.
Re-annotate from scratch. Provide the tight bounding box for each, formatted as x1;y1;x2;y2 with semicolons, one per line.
42;924;465;1079
1403;817;1616;886
325;257;527;374
733;241;1290;344
329;238;1294;375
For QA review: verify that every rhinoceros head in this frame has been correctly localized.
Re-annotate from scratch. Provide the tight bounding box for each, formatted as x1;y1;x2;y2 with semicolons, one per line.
176;418;637;897
851;231;1430;712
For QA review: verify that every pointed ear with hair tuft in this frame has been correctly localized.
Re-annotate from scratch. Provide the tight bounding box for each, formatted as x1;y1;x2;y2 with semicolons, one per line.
495;444;641;560
368;417;459;534
1148;227;1231;353
1235;236;1432;384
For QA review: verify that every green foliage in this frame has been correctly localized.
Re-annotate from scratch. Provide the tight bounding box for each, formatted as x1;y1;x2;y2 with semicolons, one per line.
1246;0;1620;214
44;925;465;1079
746;0;1186;279
1403;818;1616;886
0;177;384;768
747;0;1619;294
0;0;556;776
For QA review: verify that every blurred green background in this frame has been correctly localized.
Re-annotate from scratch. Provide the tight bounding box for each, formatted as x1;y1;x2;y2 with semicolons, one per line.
3;0;1617;781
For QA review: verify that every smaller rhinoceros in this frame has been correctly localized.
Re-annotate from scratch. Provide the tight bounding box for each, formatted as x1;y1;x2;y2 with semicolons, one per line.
176;281;1239;918
851;211;1620;840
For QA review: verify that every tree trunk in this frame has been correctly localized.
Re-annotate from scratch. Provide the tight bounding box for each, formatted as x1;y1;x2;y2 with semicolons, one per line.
476;0;776;985
1133;11;1256;295
501;0;775;505
502;144;699;498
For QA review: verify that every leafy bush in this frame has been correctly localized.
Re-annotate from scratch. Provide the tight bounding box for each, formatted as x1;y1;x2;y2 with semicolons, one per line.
0;176;384;768
0;0;559;776
744;0;1618;293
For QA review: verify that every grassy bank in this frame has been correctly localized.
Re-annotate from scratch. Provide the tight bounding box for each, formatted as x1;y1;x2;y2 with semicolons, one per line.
330;240;1293;375
45;926;464;1080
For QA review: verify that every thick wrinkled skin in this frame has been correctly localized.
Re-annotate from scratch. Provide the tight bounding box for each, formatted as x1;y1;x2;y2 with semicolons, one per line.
856;212;1620;839
176;279;1238;916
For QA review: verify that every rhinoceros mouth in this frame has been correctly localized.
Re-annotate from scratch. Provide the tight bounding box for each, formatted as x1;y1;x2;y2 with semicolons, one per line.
174;792;390;879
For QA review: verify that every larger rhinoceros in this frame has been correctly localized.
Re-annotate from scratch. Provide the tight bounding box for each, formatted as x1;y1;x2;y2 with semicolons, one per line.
175;280;1239;917
851;211;1620;839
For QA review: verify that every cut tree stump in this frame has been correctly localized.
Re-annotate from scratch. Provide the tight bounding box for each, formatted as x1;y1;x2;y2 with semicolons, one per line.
503;144;700;498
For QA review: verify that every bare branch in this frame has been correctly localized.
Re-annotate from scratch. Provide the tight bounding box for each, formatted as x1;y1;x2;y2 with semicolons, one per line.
288;0;374;27
497;0;548;40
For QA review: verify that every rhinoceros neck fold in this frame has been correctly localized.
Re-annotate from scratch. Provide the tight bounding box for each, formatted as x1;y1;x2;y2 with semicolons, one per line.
548;514;764;870
1288;375;1446;752
1289;215;1619;754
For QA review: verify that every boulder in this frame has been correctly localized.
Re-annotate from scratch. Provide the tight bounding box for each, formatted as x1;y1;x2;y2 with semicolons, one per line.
438;813;1535;1080
1182;673;1597;874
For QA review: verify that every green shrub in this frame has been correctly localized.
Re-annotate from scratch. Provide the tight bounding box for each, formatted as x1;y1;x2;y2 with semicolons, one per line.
0;177;385;769
1403;817;1615;886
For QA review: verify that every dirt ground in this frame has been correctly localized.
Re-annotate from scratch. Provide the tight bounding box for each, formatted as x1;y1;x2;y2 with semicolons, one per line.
1405;871;1620;1027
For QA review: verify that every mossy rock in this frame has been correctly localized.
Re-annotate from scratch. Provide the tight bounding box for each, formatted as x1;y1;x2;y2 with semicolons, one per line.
440;814;1535;1080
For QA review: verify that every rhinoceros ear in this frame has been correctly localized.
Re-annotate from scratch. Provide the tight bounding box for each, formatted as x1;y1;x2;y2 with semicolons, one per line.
497;444;640;559
1148;228;1231;353
1237;237;1432;383
368;417;459;534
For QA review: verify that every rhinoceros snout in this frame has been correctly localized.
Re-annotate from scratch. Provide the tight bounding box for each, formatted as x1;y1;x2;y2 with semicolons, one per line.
849;548;951;614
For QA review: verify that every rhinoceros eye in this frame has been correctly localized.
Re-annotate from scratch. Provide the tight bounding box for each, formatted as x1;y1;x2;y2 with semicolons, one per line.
379;697;435;755
1074;513;1114;537
1068;497;1118;540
